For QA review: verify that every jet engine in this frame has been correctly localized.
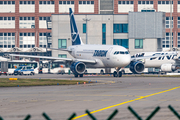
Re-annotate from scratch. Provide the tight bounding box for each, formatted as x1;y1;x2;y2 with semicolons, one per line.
161;64;176;72
70;62;86;75
129;61;144;74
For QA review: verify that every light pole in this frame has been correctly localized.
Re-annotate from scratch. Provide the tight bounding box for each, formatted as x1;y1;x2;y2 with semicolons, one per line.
83;15;91;44
170;0;172;51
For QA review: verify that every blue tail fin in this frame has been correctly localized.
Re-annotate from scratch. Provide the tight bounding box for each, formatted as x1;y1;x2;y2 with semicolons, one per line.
69;8;83;45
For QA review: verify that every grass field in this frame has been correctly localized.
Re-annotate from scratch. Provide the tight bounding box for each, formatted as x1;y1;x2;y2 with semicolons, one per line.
0;78;86;87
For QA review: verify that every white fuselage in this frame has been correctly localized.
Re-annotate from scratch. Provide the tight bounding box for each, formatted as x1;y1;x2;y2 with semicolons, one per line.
68;45;131;68
135;52;178;68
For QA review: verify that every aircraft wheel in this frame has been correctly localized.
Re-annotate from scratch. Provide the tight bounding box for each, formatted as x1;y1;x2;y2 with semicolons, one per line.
79;74;83;77
118;71;122;77
74;74;78;77
113;71;118;77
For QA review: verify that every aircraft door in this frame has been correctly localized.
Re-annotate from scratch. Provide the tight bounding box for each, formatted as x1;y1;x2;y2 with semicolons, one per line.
107;47;113;60
71;47;76;57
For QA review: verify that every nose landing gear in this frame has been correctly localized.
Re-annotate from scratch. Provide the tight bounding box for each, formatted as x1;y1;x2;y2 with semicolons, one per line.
113;71;122;77
113;67;122;77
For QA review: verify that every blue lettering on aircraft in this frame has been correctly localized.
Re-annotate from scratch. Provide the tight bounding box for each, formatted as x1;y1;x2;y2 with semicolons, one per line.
150;53;177;60
93;50;108;57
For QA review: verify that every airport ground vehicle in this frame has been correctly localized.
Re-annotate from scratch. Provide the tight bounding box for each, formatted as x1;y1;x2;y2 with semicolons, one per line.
6;60;39;75
0;70;8;75
39;60;65;74
0;60;39;75
13;66;35;75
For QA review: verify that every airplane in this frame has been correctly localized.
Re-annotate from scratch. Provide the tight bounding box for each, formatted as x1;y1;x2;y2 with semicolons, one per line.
9;8;176;77
129;51;178;74
10;8;131;78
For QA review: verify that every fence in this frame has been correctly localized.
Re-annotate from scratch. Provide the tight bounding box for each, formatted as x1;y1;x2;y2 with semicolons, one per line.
0;105;180;120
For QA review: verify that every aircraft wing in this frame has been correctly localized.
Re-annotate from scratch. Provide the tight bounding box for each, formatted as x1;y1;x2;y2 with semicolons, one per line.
9;54;96;64
47;48;71;51
131;52;177;61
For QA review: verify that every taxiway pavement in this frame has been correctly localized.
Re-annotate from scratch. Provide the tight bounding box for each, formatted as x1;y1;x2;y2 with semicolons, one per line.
0;74;180;120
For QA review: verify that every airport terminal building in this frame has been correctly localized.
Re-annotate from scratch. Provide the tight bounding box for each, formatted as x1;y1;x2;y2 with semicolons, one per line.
0;0;178;58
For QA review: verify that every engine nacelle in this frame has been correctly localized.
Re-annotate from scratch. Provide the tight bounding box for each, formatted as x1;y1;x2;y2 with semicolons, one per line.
70;62;86;75
161;64;176;72
129;61;144;74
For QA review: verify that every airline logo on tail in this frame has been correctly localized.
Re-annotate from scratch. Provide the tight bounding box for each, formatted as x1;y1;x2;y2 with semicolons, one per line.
69;8;83;45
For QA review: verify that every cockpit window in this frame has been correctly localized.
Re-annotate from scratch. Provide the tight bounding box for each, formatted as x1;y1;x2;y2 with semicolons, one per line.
116;51;119;54
120;51;124;54
125;51;129;54
114;51;117;55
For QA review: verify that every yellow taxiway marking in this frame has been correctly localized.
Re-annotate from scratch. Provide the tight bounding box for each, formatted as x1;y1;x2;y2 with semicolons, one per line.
73;86;180;120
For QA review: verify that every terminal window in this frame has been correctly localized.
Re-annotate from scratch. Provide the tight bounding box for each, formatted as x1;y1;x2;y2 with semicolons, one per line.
113;24;128;33
178;33;180;47
135;39;143;49
118;1;134;4
113;39;129;48
39;1;54;4
58;39;67;48
158;1;173;4
79;1;94;4
83;23;86;33
19;32;35;48
178;17;180;28
0;1;15;4
138;1;153;4
0;33;15;48
39;33;50;48
58;54;67;58
19;1;35;4
0;17;15;20
166;17;173;28
102;24;106;45
162;32;173;48
59;1;74;4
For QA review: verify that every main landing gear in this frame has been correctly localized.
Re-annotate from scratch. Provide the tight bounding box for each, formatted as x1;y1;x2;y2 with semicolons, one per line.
113;67;122;77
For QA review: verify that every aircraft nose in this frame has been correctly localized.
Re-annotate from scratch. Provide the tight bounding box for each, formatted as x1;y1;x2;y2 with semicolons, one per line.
121;55;131;66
